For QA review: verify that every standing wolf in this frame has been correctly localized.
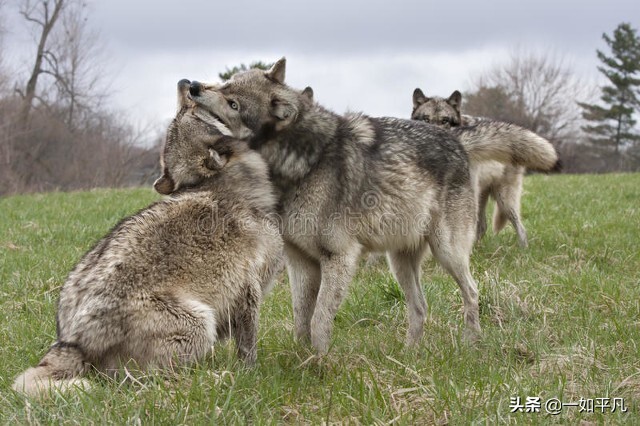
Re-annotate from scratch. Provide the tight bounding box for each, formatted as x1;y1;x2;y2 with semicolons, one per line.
412;89;558;246
187;59;559;355
12;80;282;397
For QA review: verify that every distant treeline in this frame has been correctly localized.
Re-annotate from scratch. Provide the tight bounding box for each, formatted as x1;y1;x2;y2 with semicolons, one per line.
0;2;638;195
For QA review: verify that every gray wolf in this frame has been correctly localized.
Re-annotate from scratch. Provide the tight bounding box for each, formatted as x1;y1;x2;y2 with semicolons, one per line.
12;80;283;397
413;88;559;246
187;59;559;355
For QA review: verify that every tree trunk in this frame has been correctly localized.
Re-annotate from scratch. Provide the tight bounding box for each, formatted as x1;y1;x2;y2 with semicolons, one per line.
18;0;65;126
614;111;622;155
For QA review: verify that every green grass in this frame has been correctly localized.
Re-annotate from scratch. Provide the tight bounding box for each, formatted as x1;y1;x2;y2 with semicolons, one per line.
1;175;639;424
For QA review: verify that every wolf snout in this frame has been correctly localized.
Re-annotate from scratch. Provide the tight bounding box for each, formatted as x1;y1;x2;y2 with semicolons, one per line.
189;81;202;97
178;79;191;91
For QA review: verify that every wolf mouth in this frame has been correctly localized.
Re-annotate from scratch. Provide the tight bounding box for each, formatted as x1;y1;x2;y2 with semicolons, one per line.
208;111;226;126
191;101;230;132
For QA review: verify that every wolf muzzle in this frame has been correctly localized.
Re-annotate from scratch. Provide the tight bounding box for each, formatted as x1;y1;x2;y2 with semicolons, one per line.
189;81;203;97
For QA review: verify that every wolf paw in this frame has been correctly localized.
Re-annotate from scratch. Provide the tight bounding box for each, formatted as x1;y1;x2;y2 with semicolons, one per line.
463;327;482;345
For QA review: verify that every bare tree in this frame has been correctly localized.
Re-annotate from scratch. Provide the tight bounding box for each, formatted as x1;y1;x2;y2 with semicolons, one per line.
15;0;109;129
465;49;595;147
464;85;529;127
16;0;67;125
43;3;109;130
0;0;8;93
0;0;157;195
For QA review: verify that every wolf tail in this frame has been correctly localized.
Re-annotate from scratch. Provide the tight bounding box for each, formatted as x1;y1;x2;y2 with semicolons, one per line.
12;342;91;397
452;121;560;172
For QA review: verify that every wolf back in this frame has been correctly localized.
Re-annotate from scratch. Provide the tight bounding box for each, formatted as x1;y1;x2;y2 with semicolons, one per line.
412;88;559;246
188;60;483;354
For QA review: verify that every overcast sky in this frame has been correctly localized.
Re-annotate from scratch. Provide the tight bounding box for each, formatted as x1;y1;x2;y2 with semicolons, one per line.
3;0;639;135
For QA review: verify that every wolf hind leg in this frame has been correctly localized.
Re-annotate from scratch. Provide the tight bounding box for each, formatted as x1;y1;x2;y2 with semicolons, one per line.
387;243;430;346
128;297;217;369
284;243;321;343
428;224;481;342
311;247;360;355
476;188;491;242
493;173;527;247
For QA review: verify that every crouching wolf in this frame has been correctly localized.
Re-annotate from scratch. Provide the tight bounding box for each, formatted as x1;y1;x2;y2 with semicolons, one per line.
12;80;283;397
187;58;558;355
412;88;559;247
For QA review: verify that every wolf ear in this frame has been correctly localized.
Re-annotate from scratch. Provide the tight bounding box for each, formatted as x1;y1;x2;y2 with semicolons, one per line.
205;148;229;170
301;86;314;101
270;98;298;130
154;174;175;195
413;88;428;109
447;90;462;111
265;57;286;84
177;79;192;111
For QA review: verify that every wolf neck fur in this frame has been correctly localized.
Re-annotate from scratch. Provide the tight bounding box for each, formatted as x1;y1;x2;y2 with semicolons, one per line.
253;104;342;191
182;159;277;217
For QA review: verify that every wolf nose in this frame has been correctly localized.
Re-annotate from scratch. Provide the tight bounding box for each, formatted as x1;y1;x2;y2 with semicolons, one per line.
189;81;202;97
178;79;191;91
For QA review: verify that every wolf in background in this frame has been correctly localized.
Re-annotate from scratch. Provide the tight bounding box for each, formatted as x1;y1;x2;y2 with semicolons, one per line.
413;89;559;246
12;80;283;397
187;59;559;354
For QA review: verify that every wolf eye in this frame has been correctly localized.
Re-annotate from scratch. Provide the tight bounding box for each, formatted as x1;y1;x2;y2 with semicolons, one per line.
424;117;430;123
441;117;450;124
228;100;239;110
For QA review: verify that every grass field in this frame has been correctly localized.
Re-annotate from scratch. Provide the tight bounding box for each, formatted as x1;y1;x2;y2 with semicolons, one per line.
1;174;639;424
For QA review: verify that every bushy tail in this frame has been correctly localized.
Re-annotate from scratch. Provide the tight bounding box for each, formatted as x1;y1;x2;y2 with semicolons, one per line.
493;208;508;234
13;342;90;397
452;121;560;171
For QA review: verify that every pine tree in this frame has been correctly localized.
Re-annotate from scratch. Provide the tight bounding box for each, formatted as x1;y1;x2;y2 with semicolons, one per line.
579;23;640;154
218;61;273;82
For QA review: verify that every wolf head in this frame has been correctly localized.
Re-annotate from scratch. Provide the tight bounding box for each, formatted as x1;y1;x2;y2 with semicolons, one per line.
188;58;314;139
154;80;253;195
411;88;462;129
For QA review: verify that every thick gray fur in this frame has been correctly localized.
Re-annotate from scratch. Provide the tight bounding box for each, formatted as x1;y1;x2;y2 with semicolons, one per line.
187;59;555;354
12;81;283;397
412;88;559;246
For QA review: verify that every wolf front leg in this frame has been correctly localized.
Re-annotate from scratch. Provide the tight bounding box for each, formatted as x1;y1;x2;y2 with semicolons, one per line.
310;249;360;355
284;243;321;343
232;286;261;365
